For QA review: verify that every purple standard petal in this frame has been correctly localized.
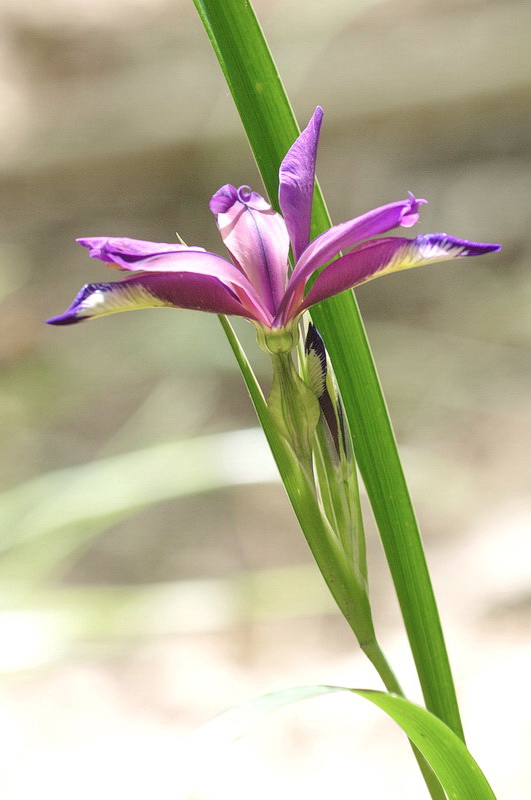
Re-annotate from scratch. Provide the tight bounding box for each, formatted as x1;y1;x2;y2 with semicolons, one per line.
277;194;427;322
296;233;501;314
77;237;205;270
46;271;267;326
278;106;324;262
210;184;290;315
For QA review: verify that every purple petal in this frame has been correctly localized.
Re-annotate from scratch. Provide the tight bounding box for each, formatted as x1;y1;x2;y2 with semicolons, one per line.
76;240;271;322
277;195;427;322
46;271;268;326
295;194;426;275
77;237;205;269
278;107;324;262
208;184;239;214
296;233;501;314
210;184;290;315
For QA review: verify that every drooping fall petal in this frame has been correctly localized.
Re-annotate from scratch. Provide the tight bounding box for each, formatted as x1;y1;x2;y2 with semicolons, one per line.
76;240;273;324
298;234;502;312
278;106;323;262
46;271;266;326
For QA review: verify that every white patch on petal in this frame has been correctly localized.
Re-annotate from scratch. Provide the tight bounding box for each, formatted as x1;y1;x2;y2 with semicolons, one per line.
417;238;466;261
379;236;466;277
78;283;170;318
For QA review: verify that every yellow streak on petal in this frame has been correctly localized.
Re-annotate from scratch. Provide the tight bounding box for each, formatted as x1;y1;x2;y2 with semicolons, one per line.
377;239;466;278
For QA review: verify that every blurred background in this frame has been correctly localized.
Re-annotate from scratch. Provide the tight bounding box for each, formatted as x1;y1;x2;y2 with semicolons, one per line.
0;0;529;797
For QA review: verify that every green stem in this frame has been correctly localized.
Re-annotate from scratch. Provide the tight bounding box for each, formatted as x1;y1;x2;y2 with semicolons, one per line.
361;640;402;695
362;641;447;800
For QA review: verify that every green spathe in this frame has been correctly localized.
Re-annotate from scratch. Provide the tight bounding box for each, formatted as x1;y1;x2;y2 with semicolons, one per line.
267;351;320;471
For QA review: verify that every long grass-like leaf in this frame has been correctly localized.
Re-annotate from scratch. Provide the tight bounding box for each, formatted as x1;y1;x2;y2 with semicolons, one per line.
193;0;464;739
188;685;495;799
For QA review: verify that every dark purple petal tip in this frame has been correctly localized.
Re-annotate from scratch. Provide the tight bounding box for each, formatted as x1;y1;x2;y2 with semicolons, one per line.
420;233;501;256
46;312;83;325
46;283;105;325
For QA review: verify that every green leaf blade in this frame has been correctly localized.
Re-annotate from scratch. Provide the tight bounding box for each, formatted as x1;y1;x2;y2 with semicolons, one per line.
192;685;496;800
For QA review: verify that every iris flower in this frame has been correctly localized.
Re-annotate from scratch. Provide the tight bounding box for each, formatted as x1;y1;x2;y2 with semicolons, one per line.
47;107;500;348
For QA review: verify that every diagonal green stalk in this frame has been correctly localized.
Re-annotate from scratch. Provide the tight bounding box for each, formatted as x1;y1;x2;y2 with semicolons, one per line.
193;0;464;743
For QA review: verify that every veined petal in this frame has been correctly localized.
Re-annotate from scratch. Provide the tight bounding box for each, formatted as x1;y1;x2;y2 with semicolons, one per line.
277;194;427;321
77;237;205;270
209;184;290;314
46;271;267;326
278;106;323;261
297;194;426;273
297;234;501;313
77;241;271;323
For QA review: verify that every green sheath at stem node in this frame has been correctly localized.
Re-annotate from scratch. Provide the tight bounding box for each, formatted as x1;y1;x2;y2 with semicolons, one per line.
266;348;320;474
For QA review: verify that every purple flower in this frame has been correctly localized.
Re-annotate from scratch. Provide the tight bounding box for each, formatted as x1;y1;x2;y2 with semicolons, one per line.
47;107;500;342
